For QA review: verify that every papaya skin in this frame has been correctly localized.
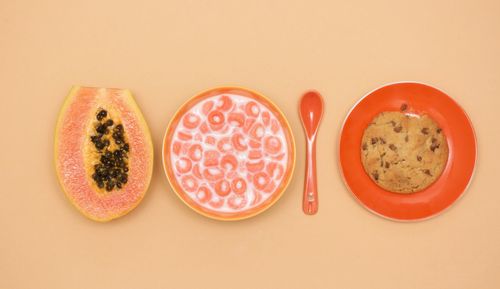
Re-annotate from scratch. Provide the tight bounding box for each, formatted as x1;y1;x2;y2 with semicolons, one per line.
54;86;153;222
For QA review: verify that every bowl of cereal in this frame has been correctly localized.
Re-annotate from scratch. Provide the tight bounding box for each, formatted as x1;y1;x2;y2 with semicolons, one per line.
163;87;295;220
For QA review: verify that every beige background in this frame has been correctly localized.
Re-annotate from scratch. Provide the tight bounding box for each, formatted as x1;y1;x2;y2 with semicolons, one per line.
1;0;499;288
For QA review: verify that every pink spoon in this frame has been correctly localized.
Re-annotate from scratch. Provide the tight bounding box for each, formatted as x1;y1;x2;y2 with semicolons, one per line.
299;90;324;215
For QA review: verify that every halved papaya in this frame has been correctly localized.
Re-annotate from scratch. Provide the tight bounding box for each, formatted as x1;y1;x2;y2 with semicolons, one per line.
54;86;153;222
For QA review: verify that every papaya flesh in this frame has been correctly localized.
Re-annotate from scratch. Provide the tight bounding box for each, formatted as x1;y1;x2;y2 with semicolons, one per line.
54;86;153;222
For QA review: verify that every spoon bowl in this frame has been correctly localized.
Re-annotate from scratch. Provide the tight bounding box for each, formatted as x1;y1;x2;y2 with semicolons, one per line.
300;91;324;138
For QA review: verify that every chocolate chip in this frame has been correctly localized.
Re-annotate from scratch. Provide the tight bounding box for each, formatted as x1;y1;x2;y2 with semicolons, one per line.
431;137;437;143
385;162;390;168
423;169;432;176
362;143;367;150
405;135;409;142
371;137;378;145
400;103;408;111
437;128;442;134
417;155;422;161
394;126;402;133
372;171;379;181
421;127;429;134
430;143;440;152
389;144;397;151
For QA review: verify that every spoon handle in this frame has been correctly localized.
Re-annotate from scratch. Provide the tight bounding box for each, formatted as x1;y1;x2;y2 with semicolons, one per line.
303;137;318;215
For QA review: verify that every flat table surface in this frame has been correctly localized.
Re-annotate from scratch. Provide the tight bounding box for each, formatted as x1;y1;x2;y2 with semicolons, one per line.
1;1;499;288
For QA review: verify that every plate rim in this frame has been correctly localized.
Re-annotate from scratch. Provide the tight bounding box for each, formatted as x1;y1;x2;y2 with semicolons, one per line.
338;80;478;222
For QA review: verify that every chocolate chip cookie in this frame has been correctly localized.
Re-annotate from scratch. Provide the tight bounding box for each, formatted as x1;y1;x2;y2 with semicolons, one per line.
360;111;449;193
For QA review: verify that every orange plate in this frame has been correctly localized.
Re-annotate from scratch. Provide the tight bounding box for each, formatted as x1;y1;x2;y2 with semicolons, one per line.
163;87;295;221
339;82;477;221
